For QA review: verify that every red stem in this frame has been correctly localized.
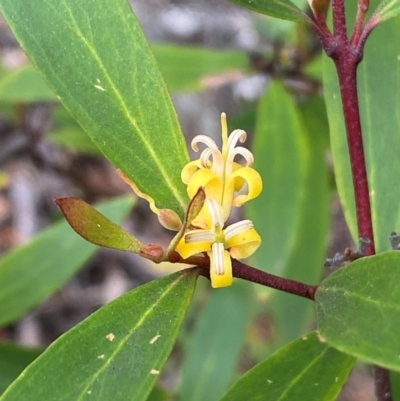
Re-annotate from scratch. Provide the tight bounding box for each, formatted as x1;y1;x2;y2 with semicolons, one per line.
232;260;317;299
332;50;375;256
192;260;317;301
332;0;348;41
313;1;390;399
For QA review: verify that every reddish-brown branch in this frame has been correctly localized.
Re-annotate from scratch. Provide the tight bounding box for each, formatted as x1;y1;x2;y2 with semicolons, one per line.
192;260;317;301
332;0;348;42
232;260;317;299
312;0;390;399
332;51;375;256
351;0;370;46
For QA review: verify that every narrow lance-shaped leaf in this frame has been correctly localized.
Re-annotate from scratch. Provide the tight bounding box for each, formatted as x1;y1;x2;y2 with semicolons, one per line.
178;285;250;401
247;82;308;276
1;270;199;401
151;44;248;92
0;196;133;327
228;0;311;23
0;0;189;218
267;95;330;347
56;197;144;253
220;332;355;401
315;251;400;372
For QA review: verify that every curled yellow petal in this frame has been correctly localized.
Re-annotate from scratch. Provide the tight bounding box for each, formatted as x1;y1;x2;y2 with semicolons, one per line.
181;160;203;185
176;230;212;259
228;167;263;207
227;227;261;260
208;247;233;288
186;169;222;200
185;169;223;228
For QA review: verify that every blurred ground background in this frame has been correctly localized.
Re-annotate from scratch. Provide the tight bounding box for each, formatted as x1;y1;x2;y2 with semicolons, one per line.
0;0;373;400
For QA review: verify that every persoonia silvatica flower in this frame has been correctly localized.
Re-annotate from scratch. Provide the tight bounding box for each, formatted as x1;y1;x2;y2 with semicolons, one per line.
176;199;261;288
181;113;262;228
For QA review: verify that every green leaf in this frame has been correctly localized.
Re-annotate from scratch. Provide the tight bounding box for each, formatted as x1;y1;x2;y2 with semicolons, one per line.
220;332;355;401
268;95;330;346
146;386;171;401
178;284;250;401
152;44;248;92
0;0;189;218
304;55;323;81
390;371;400;401
56;197;144;253
48;105;102;155
315;251;400;371
374;0;400;23
49;127;102;155
1;270;198;401
229;0;311;23
323;2;400;250
0;342;42;393
0;64;56;103
248;81;309;276
0;196;133;327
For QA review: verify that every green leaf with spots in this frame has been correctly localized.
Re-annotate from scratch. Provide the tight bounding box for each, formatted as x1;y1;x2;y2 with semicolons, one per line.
0;0;189;218
1;270;198;401
219;332;355;401
316;251;400;371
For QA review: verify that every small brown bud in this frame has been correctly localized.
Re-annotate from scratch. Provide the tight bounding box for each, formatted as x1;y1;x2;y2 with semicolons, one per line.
308;0;330;18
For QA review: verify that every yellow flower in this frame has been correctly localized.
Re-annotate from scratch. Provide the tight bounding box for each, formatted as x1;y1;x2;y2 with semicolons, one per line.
176;199;261;288
181;113;262;228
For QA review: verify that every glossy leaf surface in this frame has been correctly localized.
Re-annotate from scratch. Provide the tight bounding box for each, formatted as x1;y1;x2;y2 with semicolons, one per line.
56;197;143;253
1;270;198;401
220;332;355;401
323;2;400;249
316;251;400;371
0;196;133;327
229;0;311;23
0;0;189;217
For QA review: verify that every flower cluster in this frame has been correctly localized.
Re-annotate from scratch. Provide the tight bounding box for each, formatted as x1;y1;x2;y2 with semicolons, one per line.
177;113;262;288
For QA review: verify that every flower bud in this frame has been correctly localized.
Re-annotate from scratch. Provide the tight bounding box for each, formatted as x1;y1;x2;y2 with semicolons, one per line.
307;0;330;18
